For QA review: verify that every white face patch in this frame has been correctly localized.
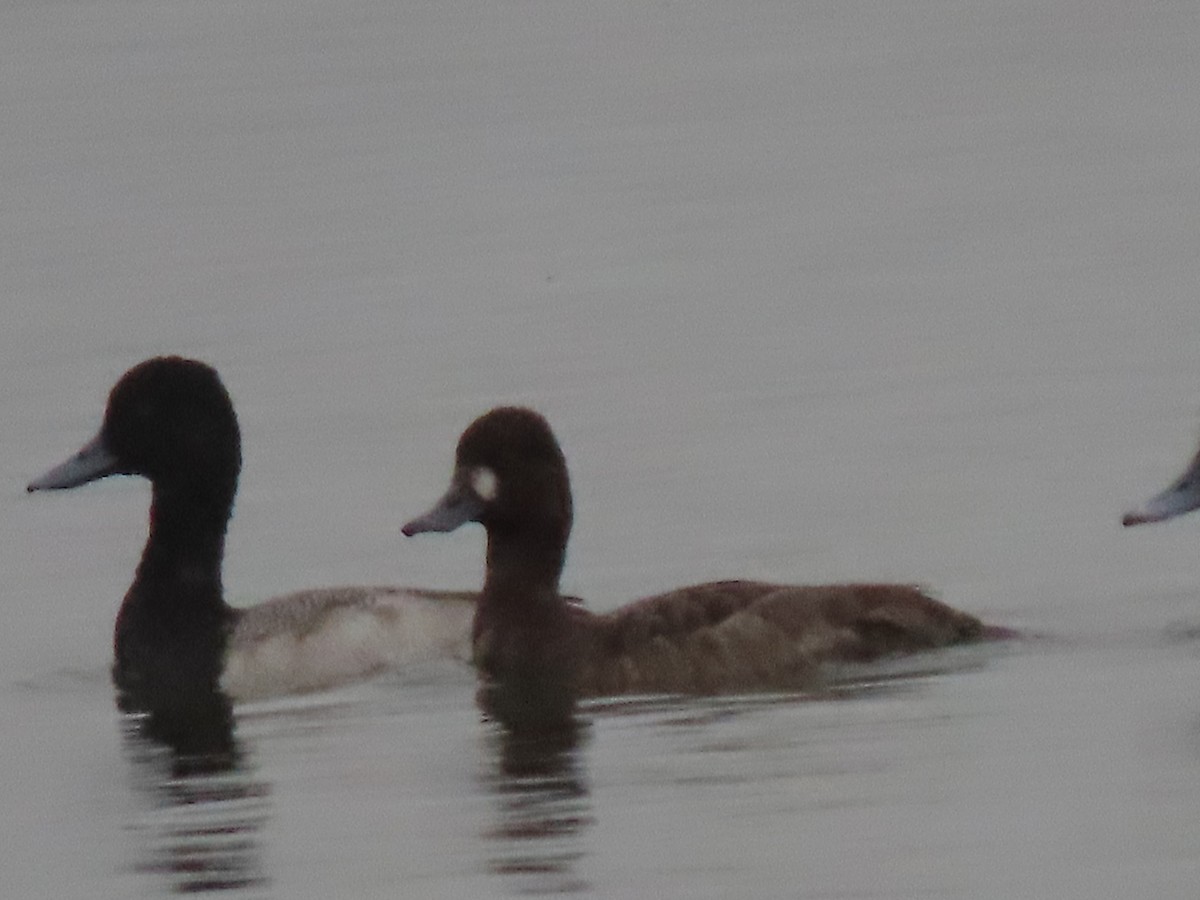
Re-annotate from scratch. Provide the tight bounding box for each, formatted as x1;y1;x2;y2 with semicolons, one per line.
470;466;499;501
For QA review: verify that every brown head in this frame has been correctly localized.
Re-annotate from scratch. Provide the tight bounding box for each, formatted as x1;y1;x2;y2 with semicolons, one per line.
402;407;573;560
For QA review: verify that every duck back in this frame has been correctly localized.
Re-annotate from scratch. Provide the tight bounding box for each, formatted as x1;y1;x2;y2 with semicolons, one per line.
575;580;982;697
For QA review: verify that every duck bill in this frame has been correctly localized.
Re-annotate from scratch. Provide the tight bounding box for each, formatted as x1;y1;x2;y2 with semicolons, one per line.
27;432;121;492
1123;453;1200;526
402;481;483;535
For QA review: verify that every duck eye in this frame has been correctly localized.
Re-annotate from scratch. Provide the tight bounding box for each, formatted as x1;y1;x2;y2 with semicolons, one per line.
470;467;499;501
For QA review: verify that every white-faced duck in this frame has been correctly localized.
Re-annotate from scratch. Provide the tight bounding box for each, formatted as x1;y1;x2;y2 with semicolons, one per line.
402;407;999;723
1123;437;1200;527
28;357;476;717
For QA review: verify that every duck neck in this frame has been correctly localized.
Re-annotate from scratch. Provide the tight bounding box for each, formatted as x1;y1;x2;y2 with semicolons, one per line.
113;477;237;705
128;480;234;616
481;526;566;610
475;522;577;716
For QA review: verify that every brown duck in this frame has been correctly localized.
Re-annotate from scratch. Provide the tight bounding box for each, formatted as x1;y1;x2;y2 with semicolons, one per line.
402;407;998;719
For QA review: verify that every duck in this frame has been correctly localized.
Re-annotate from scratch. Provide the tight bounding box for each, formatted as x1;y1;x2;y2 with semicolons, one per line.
27;356;477;718
1123;441;1200;527
401;406;995;723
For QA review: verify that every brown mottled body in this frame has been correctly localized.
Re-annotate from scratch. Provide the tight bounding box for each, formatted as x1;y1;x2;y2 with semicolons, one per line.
574;580;982;696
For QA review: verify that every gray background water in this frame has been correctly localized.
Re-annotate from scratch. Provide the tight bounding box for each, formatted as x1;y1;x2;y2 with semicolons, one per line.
4;1;1200;896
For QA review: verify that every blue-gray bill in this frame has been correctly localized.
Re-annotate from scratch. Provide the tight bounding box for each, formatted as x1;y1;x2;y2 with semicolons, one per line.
401;482;483;536
27;432;121;492
1123;449;1200;526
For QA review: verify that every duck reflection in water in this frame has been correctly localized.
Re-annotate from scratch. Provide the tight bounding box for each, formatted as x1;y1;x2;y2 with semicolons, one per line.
121;699;271;896
479;713;594;895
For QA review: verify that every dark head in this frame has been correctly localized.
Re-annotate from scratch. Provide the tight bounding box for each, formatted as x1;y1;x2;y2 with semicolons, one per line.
402;407;573;548
27;356;242;499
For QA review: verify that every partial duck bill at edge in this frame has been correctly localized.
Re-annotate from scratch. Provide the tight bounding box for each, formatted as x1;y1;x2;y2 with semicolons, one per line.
1123;484;1200;526
1123;449;1200;527
27;432;121;492
401;479;484;536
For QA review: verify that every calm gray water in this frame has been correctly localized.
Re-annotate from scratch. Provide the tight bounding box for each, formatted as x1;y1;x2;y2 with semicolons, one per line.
4;1;1200;896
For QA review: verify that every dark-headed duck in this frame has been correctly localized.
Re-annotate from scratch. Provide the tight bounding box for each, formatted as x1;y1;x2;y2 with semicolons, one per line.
28;357;475;714
402;407;991;718
1123;439;1200;527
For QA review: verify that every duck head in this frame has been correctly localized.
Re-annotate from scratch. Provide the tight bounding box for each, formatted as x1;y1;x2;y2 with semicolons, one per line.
28;356;242;497
403;407;572;542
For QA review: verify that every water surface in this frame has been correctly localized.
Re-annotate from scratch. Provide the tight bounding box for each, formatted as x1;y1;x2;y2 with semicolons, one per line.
4;1;1200;896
